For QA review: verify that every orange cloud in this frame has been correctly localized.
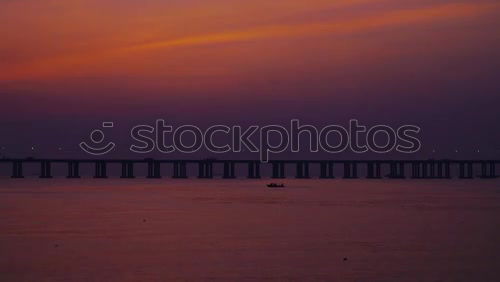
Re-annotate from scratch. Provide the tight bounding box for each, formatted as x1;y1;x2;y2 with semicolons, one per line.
124;2;499;51
1;2;498;81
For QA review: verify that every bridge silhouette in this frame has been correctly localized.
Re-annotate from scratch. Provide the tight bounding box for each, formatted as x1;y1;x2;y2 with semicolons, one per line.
0;158;498;179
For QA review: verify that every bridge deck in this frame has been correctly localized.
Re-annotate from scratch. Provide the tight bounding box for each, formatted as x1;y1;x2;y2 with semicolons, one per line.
0;158;498;179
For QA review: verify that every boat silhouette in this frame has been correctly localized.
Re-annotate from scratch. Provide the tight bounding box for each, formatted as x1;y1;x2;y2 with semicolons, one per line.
267;183;285;188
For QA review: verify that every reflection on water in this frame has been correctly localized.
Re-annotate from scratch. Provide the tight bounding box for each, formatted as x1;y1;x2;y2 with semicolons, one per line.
1;179;500;281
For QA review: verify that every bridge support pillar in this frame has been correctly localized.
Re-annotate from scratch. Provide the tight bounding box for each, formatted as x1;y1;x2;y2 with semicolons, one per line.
437;161;451;179
430;161;437;178
422;162;428;178
120;161;134;178
247;161;261;179
445;161;451;178
480;161;496;178
389;161;405;179
420;161;433;179
94;161;107;178
459;161;473;179
198;161;213;178
147;161;161;178
67;161;80;178
272;162;285;179
11;161;24;178
39;161;52;178
367;162;381;179
295;161;310;179
173;161;187;178
411;162;422;178
419;161;449;179
223;161;236;179
436;162;443;178
320;161;334;178
343;161;358;179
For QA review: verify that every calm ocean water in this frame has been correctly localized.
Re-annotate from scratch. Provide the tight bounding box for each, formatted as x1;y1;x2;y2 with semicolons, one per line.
1;178;500;281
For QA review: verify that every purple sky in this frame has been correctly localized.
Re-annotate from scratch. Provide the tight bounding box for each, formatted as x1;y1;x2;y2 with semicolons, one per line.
1;0;499;159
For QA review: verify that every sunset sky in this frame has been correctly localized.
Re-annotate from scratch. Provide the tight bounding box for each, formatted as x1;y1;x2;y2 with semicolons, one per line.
1;0;499;157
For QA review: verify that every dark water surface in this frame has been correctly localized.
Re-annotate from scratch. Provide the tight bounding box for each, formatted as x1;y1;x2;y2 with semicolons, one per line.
1;179;500;281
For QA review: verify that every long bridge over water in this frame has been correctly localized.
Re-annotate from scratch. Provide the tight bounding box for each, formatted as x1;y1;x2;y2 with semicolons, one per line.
0;158;498;179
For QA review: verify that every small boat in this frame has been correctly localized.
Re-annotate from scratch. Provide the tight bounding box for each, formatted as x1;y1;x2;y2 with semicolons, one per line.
267;183;285;188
